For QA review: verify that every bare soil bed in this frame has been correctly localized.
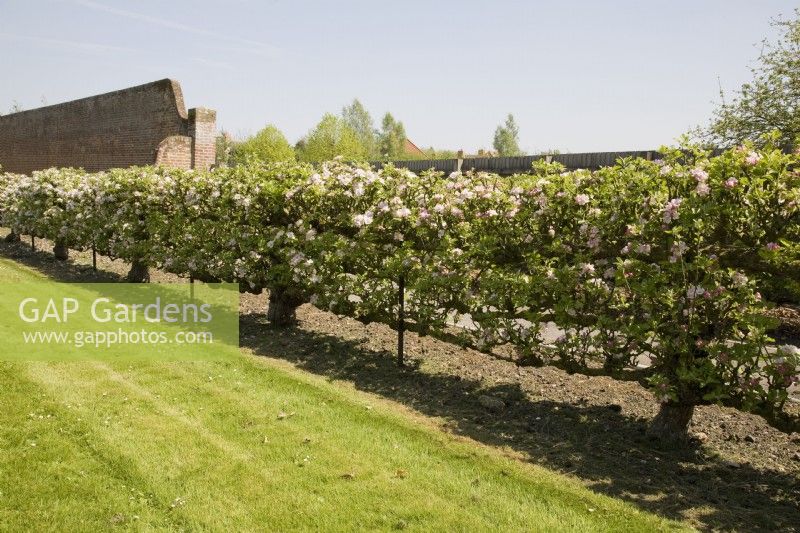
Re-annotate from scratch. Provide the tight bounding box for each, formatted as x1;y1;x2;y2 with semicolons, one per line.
2;230;799;532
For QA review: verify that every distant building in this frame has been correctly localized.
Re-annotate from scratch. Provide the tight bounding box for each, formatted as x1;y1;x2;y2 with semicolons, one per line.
403;138;425;157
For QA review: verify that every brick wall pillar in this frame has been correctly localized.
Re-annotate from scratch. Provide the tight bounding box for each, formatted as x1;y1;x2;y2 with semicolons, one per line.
187;107;217;170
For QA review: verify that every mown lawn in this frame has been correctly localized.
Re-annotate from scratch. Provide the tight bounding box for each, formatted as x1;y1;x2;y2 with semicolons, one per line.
0;258;685;531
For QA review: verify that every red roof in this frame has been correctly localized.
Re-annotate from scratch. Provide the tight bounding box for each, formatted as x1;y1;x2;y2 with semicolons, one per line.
403;138;425;156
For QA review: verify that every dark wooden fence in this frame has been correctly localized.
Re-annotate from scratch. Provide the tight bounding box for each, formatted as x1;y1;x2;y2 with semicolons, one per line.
373;150;662;175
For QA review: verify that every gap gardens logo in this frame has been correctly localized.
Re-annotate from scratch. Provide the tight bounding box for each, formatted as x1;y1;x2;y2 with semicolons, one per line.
0;283;239;360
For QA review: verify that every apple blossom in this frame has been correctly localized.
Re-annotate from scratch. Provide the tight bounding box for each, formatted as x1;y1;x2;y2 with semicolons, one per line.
686;285;706;300
574;193;590;206
745;151;762;165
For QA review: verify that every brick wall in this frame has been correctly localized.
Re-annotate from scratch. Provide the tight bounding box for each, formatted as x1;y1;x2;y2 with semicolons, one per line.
0;79;216;174
188;107;217;171
155;136;193;169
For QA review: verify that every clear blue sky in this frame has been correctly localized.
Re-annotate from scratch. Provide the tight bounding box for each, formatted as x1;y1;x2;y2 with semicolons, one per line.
0;0;797;153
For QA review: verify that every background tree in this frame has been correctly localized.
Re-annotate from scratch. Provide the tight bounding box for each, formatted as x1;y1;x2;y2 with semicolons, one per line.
699;9;800;151
230;125;295;165
342;99;376;158
493;114;522;156
422;147;458;160
298;113;367;162
377;113;406;159
215;131;235;167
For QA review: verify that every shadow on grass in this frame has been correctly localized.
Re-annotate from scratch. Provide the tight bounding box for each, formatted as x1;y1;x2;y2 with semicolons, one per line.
239;313;800;532
0;238;124;283
2;237;798;531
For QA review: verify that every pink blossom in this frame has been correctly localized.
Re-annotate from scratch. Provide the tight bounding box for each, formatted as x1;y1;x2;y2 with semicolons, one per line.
696;182;710;196
724;178;738;189
686;285;706;300
662;198;682;224
778;344;799;356
353;211;374;227
574;194;590;206
636;243;651;255
766;242;780;251
745;152;762;165
669;240;688;262
690;168;709;181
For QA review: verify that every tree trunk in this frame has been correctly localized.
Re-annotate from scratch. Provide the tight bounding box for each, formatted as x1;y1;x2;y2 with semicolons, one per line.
266;288;302;326
53;240;69;261
647;402;695;442
4;231;20;243
126;259;150;283
125;219;150;283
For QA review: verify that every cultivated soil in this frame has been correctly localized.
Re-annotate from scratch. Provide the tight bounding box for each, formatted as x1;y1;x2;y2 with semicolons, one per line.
2;230;799;532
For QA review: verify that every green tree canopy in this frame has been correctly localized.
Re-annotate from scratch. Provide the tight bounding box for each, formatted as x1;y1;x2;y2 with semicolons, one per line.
342;99;376;158
377;112;407;159
231;125;295;165
699;9;800;150
493;114;522;156
298;114;368;162
215;131;235;167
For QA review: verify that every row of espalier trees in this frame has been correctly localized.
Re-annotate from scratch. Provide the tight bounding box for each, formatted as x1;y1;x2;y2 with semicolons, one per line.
1;140;798;440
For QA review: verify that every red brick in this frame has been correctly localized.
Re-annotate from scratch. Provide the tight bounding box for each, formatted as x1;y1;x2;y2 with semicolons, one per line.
0;79;216;174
